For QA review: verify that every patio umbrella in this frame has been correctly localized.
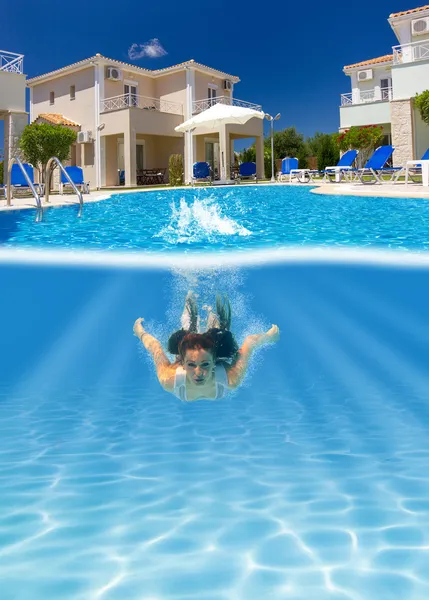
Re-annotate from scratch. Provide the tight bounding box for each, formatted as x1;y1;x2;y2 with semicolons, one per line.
174;102;265;133
175;103;265;181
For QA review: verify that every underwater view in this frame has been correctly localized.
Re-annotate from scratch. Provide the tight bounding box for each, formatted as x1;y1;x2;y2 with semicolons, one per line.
1;257;429;599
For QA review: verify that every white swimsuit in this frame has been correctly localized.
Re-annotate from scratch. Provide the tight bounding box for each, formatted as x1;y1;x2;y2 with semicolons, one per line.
173;363;229;401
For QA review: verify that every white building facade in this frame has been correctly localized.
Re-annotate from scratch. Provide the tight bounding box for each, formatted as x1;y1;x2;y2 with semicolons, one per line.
339;4;429;166
0;50;28;186
28;55;264;189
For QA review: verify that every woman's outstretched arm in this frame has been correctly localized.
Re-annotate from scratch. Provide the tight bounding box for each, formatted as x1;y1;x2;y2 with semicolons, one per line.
133;318;175;391
225;325;280;389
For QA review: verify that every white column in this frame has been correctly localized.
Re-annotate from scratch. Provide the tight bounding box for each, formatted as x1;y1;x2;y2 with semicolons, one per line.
219;123;227;181
124;120;136;186
100;136;106;187
94;63;104;189
4;111;28;188
184;68;195;184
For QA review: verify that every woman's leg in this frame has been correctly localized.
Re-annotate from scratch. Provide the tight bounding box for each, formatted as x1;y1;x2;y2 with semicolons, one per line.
215;293;232;330
180;291;199;333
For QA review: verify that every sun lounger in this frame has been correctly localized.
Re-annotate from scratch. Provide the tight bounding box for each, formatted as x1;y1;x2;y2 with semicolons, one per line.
4;163;43;198
59;166;90;194
192;162;212;185
322;149;359;182
236;162;257;182
353;145;401;184
278;157;298;182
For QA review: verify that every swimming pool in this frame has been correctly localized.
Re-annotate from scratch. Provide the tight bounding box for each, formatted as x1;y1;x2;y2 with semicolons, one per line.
2;257;429;599
3;185;429;252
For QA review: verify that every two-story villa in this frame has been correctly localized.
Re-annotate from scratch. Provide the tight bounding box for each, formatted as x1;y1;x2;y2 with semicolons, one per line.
339;4;429;166
0;50;28;185
27;54;264;188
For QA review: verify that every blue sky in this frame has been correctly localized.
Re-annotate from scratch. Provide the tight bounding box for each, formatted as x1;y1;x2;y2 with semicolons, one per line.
1;0;409;152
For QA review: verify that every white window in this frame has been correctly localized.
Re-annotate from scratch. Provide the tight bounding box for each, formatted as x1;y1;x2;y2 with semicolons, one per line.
49;91;55;105
124;83;138;107
70;85;76;100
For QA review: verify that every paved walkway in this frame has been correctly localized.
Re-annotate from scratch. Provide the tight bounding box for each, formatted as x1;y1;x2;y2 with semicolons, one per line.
1;181;429;212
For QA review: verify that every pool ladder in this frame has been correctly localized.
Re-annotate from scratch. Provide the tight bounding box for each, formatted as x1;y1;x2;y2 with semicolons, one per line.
6;156;84;221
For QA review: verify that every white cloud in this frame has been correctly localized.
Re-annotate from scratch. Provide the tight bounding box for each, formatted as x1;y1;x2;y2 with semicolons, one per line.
128;39;167;60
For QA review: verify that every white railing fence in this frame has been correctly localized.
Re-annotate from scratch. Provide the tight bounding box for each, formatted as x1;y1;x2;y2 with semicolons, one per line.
101;94;183;115
340;87;392;106
192;95;262;113
393;40;429;65
0;50;24;74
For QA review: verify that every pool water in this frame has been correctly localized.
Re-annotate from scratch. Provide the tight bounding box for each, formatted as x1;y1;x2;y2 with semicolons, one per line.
3;185;429;252
2;259;429;599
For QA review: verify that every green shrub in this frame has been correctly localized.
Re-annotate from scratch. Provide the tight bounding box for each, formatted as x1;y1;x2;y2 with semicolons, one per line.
335;125;384;167
415;90;429;125
169;154;184;186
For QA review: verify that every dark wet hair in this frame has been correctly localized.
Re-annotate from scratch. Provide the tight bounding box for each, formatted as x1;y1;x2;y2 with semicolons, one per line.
167;328;238;361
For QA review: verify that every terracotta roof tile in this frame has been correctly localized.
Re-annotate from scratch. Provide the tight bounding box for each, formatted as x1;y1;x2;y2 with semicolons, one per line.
344;55;393;69
35;113;80;127
390;4;429;18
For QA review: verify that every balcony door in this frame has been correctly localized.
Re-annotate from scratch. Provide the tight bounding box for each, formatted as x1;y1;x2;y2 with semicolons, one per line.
380;78;392;101
124;82;138;107
208;86;217;107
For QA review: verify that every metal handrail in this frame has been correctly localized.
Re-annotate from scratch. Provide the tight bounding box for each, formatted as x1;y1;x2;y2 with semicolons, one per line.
45;157;84;217
6;157;43;213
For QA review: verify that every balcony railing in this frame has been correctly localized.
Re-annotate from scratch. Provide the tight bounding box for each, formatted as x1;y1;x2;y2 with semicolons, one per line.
101;94;183;115
393;40;429;65
341;87;392;106
0;50;24;74
192;95;262;114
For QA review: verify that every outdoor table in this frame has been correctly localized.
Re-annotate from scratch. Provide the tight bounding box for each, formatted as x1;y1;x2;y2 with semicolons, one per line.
405;160;429;187
137;169;166;185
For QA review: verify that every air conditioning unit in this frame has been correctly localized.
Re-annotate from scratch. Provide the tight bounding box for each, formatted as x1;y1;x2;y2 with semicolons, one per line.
357;69;373;81
412;17;429;35
223;79;233;91
77;130;93;144
106;67;123;81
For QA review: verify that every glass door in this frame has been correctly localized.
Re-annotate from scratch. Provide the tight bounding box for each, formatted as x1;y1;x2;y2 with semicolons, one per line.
380;78;391;100
124;83;138;107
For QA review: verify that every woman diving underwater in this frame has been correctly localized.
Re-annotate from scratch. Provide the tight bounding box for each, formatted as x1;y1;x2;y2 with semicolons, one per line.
133;292;280;402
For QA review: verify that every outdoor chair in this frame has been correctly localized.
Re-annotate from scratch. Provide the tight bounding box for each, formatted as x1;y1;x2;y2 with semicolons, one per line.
237;162;257;182
192;162;212;185
4;163;43;198
278;157;298;182
401;147;429;184
353;145;400;184
59;166;90;194
321;149;359;182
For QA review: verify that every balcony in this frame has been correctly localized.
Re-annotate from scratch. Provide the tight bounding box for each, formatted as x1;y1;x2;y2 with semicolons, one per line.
393;40;429;65
340;87;392;106
101;94;183;115
192;95;262;114
0;50;24;74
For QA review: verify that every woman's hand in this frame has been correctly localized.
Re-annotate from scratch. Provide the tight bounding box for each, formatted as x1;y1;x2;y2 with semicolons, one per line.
133;317;146;340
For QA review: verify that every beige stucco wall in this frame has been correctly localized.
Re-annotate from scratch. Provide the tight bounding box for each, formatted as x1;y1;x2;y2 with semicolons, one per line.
194;71;231;101
130;108;183;137
391;98;415;165
104;69;155;99
31;67;95;130
155;72;186;110
0;72;26;112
